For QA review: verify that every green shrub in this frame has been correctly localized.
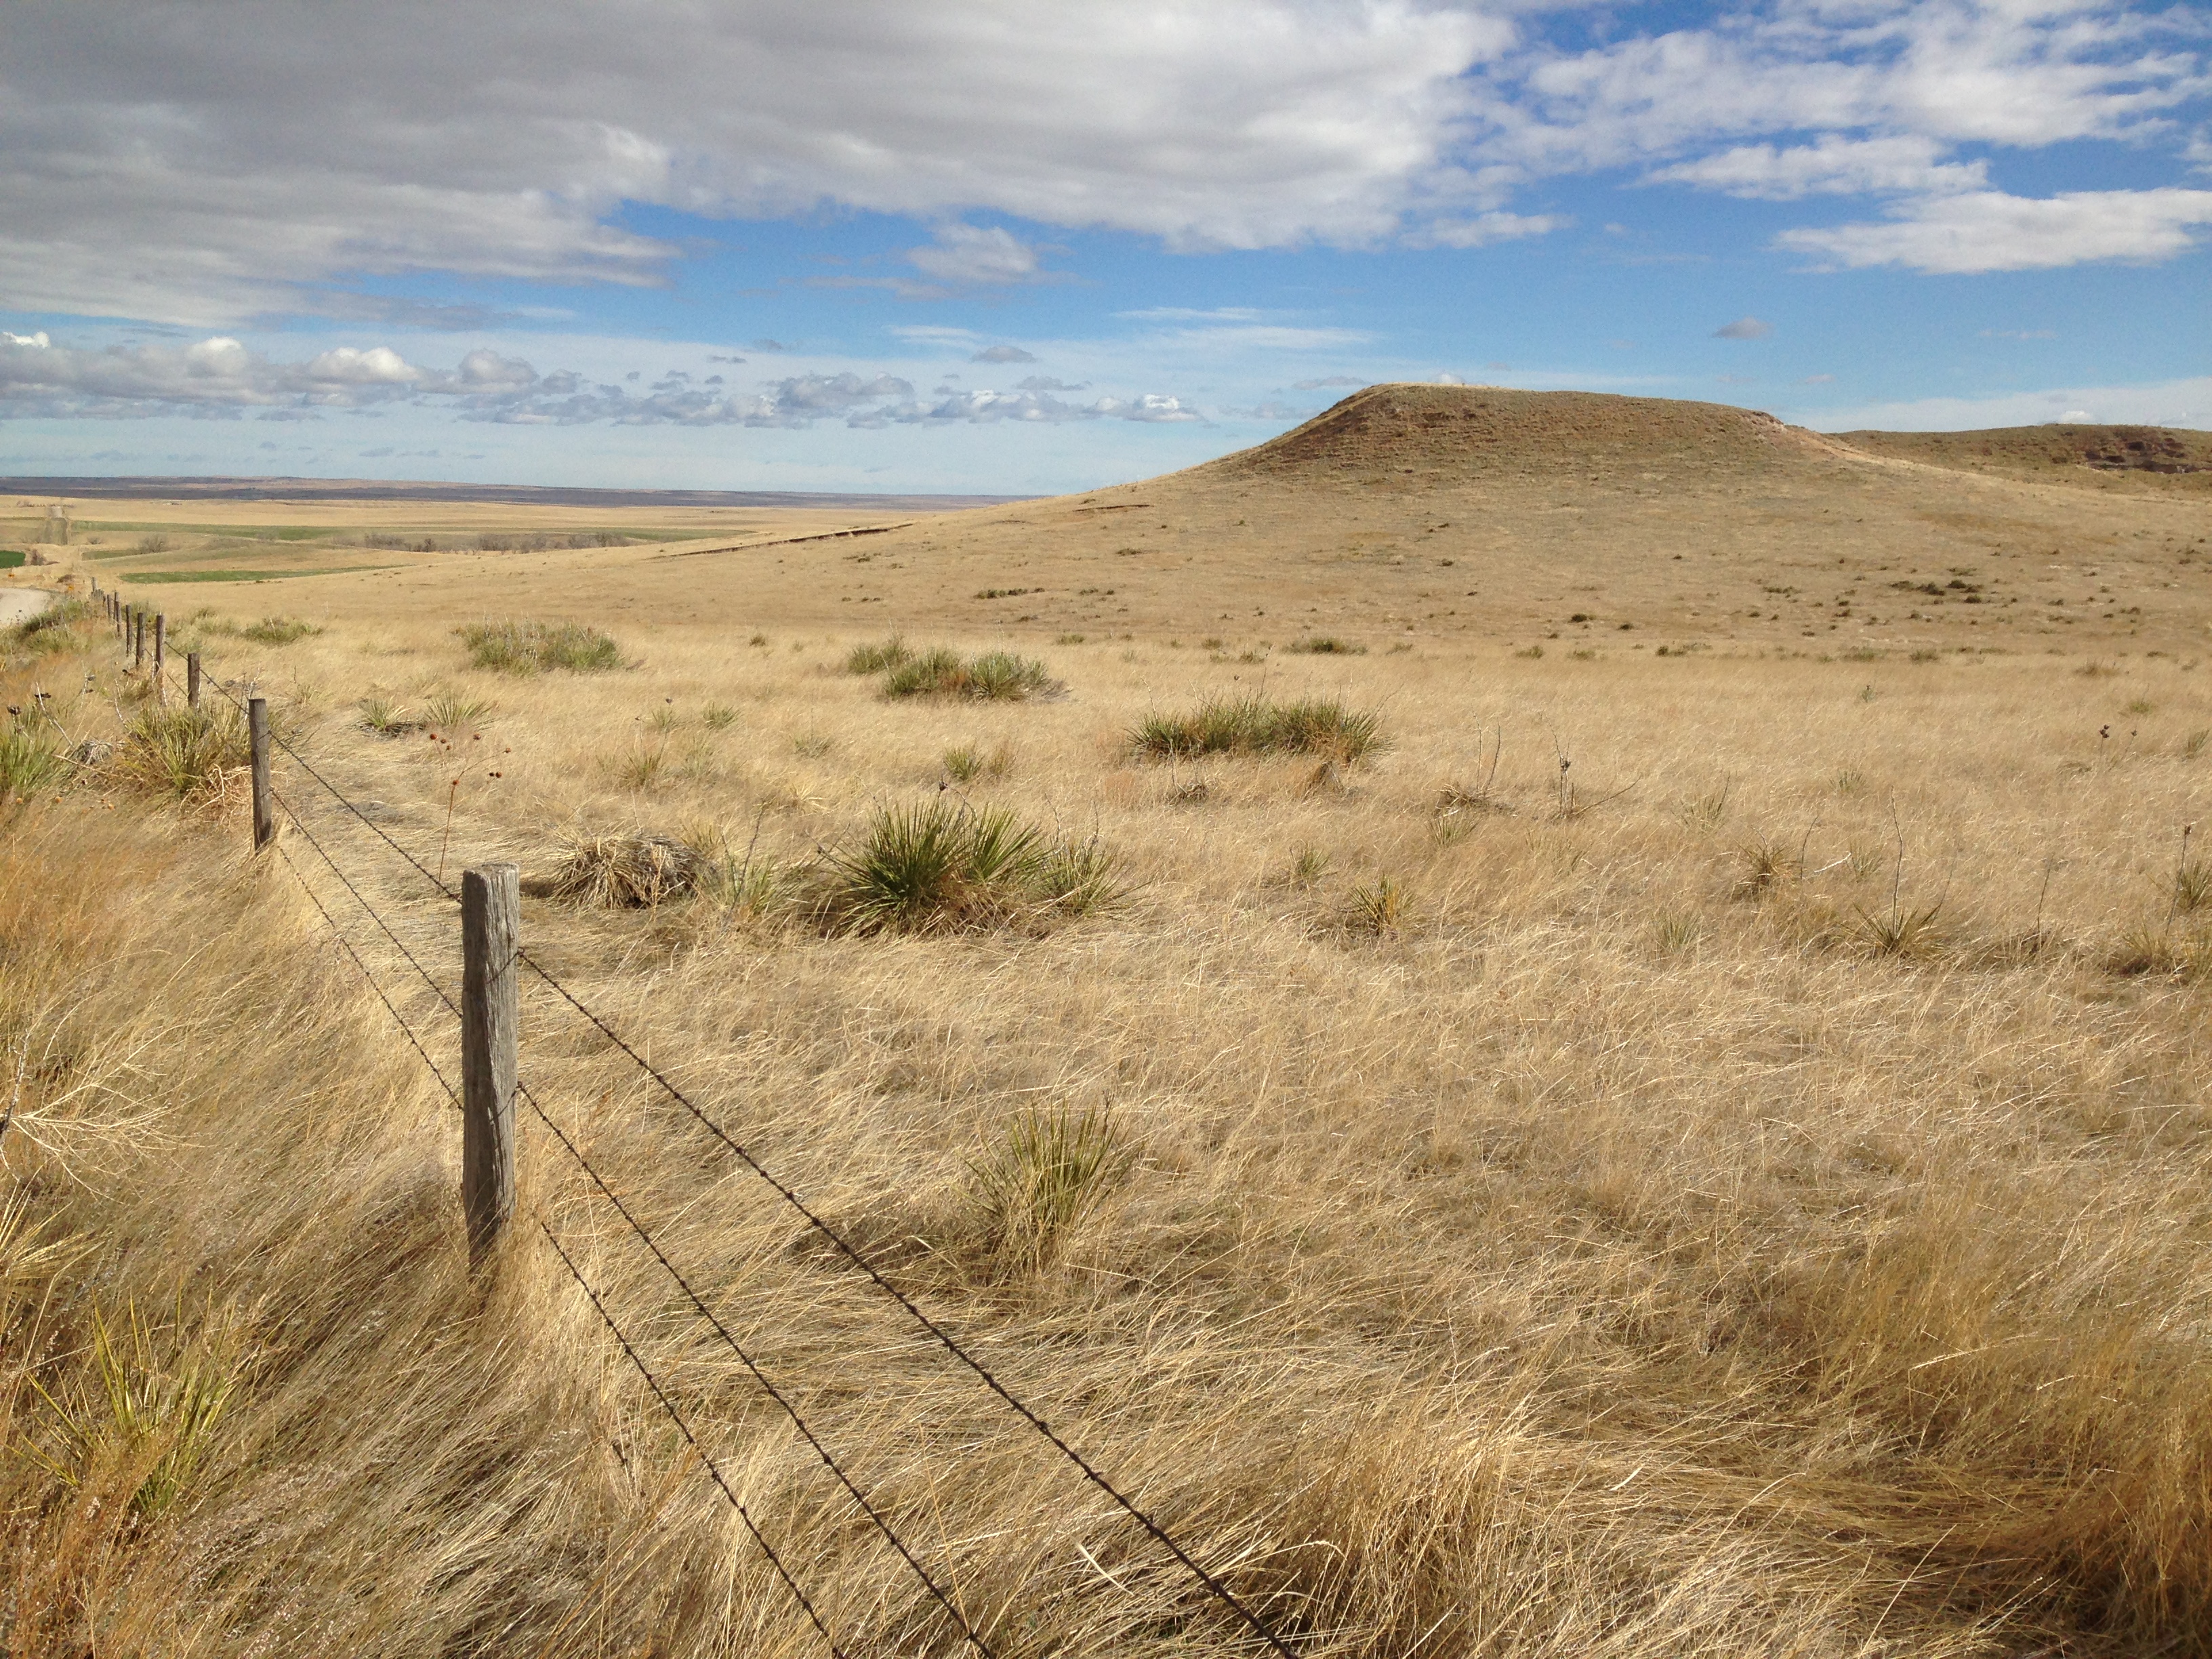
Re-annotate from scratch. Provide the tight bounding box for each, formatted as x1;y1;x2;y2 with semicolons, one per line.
458;619;622;674
1287;635;1366;655
880;647;1058;701
116;704;251;803
1128;695;1383;763
0;726;70;802
815;800;1120;934
844;636;912;675
965;1107;1130;1275
239;616;319;645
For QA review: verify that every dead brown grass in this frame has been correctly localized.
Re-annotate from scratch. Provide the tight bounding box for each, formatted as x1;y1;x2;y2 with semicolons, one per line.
9;416;2212;1654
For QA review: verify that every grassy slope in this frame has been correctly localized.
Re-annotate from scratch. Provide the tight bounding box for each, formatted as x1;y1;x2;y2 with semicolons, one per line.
7;394;2212;1654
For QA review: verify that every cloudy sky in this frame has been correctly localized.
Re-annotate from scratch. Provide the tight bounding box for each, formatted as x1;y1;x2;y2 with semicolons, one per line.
3;0;2208;493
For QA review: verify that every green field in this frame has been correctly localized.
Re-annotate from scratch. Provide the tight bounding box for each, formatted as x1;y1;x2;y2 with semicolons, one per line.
119;565;399;584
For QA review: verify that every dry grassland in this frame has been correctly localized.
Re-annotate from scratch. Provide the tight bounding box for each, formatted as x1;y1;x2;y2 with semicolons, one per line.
5;388;2212;1657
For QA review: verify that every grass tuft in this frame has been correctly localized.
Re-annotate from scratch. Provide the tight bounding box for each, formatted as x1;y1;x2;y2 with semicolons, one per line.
844;636;912;675
0;724;71;803
114;703;251;804
964;1107;1130;1276
1130;695;1383;764
1287;636;1367;655
880;647;1059;701
239;616;320;646
458;619;622;674
815;800;1120;934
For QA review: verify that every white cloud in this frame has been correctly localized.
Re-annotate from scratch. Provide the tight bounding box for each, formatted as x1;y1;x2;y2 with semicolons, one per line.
907;225;1054;288
1408;211;1568;247
1;0;1502;324
1650;135;1988;200
1714;316;1773;339
0;329;1217;434
1778;187;2212;272
4;0;2207;335
971;345;1038;364
0;331;428;416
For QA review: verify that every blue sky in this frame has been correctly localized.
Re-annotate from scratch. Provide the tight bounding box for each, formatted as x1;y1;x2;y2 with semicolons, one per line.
3;1;2208;495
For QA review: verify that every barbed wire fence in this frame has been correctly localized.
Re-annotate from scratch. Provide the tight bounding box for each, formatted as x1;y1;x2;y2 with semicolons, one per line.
77;583;1303;1659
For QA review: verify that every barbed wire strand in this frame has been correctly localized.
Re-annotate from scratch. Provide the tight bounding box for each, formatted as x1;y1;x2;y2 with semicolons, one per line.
269;782;461;1015
203;674;459;903
518;1080;999;1659
270;836;463;1111
193;642;1295;1658
538;1218;848;1659
512;949;1299;1658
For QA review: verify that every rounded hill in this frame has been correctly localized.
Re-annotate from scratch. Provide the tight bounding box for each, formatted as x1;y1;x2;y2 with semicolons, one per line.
1202;382;1846;483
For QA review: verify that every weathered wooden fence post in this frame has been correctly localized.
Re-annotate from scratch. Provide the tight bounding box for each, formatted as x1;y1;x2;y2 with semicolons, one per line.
131;609;145;670
152;614;165;699
460;863;520;1261
247;695;274;851
186;652;202;710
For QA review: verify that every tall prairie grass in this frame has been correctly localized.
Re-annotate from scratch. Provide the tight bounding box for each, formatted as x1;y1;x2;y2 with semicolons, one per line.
9;614;2212;1656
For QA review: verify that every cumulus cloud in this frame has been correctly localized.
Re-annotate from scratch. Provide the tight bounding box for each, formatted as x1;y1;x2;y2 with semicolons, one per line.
1293;375;1366;389
0;331;430;417
1778;188;2212;272
971;345;1038;363
1713;316;1774;339
0;331;1208;432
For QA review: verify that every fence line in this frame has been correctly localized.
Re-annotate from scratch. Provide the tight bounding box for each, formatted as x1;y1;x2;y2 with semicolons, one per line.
81;580;1301;1659
255;771;864;1653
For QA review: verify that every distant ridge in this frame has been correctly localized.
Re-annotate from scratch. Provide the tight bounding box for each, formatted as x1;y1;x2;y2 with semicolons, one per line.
0;476;1031;512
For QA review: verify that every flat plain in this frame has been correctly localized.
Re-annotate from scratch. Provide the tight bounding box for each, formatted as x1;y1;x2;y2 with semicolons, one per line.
5;386;2212;1658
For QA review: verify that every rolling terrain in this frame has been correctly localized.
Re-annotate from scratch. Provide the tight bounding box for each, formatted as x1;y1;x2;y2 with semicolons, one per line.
5;388;2212;1658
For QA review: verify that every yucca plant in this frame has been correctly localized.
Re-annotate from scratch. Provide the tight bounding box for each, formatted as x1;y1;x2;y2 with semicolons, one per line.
817;799;1119;934
880;647;1056;701
545;830;703;907
115;703;251;804
26;1301;237;1518
0;725;70;802
844;636;913;675
1129;695;1382;763
1349;874;1410;934
965;1107;1130;1275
